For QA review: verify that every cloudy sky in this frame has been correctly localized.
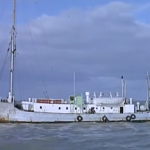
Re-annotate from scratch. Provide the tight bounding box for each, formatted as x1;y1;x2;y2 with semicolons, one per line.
0;0;150;101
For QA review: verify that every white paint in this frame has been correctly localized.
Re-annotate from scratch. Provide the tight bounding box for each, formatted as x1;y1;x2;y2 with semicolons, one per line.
93;92;96;98
8;92;12;103
21;101;34;111
99;92;104;97
21;96;135;114
116;92;119;97
29;98;31;102
21;101;135;114
33;103;82;113
123;104;135;113
137;102;140;110
93;97;124;105
85;104;120;113
109;92;113;98
85;92;90;103
140;105;145;111
32;103;122;114
130;98;132;104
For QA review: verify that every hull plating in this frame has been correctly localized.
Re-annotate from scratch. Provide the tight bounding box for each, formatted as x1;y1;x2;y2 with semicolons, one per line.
0;102;150;123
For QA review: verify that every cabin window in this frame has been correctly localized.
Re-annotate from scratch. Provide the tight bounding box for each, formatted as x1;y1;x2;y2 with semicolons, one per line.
103;107;105;109
40;106;42;109
59;107;61;110
111;107;113;109
96;107;98;109
66;107;68;110
75;107;77;110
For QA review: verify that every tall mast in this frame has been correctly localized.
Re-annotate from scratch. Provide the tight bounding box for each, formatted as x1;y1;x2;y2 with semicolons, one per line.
8;0;16;103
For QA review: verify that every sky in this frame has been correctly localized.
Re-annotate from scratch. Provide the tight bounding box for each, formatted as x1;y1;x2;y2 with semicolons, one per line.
0;0;150;101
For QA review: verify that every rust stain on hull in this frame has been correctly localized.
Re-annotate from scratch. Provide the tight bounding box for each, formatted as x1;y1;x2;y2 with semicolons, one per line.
0;117;9;123
0;114;9;123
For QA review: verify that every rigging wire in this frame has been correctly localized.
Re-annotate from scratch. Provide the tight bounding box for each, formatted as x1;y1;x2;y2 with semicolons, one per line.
15;56;22;100
14;0;26;100
0;2;10;54
14;33;28;100
0;2;13;97
0;32;11;54
20;0;49;99
14;1;36;99
0;41;11;83
32;0;58;96
13;29;23;100
132;79;146;100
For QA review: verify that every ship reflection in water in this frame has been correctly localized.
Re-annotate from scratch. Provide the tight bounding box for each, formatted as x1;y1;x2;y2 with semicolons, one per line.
0;122;149;150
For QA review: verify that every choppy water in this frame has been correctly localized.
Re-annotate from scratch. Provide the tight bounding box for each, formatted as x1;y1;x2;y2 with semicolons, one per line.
0;122;150;150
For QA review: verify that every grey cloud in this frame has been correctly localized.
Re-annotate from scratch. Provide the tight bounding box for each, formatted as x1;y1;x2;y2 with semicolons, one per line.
0;1;149;99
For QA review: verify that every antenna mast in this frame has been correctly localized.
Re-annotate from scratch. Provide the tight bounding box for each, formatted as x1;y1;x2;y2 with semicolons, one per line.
8;0;16;103
146;71;150;110
73;71;76;97
121;76;126;100
121;76;125;97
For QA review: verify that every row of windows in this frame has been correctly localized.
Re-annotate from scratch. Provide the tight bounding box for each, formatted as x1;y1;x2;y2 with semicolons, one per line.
39;106;113;110
102;107;113;109
59;107;78;110
40;106;83;110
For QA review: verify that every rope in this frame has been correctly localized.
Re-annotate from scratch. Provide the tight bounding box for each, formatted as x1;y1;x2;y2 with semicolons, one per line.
19;0;50;99
0;42;10;83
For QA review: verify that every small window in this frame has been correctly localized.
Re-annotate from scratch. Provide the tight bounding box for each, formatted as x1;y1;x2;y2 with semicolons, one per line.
96;107;98;109
83;107;86;110
40;106;42;109
103;107;105;109
111;107;113;109
66;107;68;110
59;107;61;110
75;107;77;110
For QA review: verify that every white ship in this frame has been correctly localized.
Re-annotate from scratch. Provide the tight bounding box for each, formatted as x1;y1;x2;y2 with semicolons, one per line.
0;0;150;123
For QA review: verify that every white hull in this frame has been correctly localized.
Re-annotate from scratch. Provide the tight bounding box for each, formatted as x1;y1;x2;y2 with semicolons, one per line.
0;102;150;123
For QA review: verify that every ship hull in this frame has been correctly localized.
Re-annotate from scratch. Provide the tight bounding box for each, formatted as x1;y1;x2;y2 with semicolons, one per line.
0;102;150;123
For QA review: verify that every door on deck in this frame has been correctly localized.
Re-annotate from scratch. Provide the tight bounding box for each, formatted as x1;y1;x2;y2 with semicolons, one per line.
120;107;123;113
